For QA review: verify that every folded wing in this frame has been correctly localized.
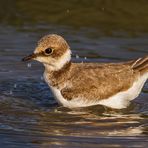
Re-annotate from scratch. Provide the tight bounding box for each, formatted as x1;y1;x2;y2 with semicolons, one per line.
61;61;140;101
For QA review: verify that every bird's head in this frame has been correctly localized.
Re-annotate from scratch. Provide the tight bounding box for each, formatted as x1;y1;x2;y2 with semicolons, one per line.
22;34;71;71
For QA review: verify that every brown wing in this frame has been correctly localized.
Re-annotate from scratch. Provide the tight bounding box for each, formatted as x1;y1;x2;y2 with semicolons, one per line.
61;61;140;101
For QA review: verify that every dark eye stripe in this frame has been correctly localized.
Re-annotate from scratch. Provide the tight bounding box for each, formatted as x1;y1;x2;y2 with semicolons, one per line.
34;49;53;57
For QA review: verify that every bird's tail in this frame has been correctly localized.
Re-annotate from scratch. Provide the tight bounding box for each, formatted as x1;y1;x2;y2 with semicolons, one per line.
131;56;148;74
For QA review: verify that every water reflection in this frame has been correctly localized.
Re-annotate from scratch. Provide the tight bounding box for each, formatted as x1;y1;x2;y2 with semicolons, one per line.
0;98;147;147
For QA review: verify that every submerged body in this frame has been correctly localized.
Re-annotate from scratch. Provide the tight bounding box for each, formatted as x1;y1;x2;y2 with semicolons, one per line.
23;34;148;109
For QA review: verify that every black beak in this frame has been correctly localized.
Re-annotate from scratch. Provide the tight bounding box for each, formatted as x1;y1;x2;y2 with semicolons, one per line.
22;53;37;62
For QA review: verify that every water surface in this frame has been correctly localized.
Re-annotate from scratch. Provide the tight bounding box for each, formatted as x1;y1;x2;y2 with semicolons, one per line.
0;1;148;147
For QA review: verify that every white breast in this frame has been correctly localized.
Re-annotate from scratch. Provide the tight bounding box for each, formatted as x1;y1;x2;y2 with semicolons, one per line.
43;72;76;108
50;86;76;107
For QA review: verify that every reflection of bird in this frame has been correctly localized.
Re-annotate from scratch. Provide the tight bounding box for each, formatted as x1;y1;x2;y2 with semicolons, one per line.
22;34;148;109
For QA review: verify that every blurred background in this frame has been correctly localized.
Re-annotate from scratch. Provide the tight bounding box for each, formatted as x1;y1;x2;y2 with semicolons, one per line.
0;1;148;148
1;0;148;33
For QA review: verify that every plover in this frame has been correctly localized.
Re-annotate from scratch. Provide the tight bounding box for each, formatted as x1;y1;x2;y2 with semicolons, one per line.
22;34;148;109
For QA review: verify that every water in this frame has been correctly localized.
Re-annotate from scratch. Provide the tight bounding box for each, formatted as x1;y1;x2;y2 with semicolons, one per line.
0;1;148;147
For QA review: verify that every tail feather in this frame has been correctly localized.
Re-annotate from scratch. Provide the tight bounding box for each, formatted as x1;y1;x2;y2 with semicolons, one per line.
132;56;148;73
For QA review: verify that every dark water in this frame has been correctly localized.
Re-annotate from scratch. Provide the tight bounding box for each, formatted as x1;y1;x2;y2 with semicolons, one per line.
0;1;148;147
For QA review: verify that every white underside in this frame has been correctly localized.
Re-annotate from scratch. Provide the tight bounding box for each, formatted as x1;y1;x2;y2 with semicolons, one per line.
46;72;148;109
99;73;148;109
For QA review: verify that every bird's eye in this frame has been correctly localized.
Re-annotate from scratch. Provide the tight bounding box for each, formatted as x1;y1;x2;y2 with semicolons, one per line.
45;48;53;55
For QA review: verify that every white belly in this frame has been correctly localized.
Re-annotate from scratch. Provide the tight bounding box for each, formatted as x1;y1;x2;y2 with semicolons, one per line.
46;73;148;109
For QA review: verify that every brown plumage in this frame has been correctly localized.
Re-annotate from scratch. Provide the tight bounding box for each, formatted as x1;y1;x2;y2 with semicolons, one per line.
46;59;146;102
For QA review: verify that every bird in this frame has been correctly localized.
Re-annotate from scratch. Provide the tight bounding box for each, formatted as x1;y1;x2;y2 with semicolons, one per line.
22;34;148;109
